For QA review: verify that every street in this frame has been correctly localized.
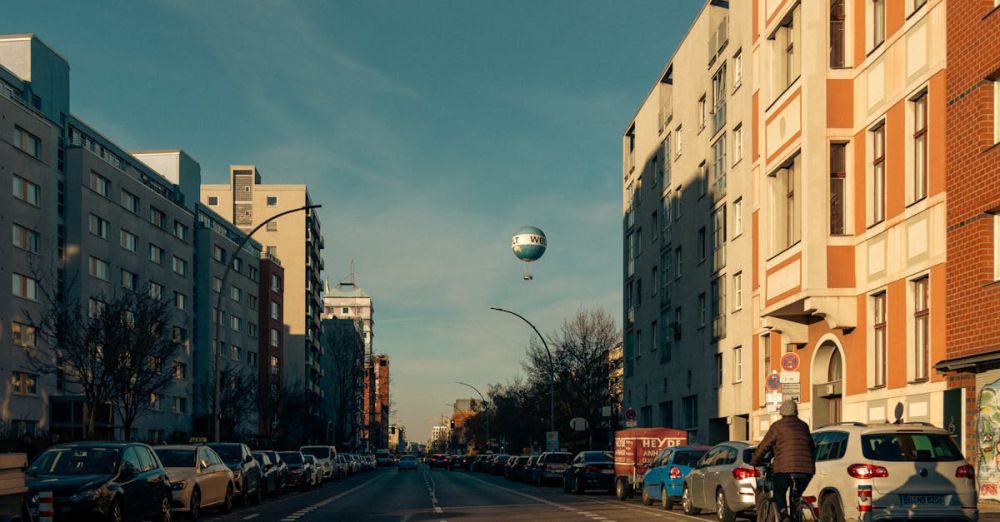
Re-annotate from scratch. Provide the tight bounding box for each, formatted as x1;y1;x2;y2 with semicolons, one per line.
196;465;1000;521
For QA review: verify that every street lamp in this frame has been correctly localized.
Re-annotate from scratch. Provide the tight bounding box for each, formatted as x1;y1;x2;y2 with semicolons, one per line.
455;381;489;450
489;307;555;434
213;204;322;442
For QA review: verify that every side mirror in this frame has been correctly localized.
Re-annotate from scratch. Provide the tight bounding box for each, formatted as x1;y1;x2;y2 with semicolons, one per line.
245;455;254;464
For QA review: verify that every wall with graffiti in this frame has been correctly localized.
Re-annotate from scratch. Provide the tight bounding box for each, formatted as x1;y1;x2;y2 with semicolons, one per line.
978;381;1000;499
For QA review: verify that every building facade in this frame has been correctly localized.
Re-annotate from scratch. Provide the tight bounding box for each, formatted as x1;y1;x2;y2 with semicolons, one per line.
258;254;285;440
374;354;390;449
320;315;364;449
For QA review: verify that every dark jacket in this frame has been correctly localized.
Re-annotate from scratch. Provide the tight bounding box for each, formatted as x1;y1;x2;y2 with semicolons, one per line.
749;416;815;474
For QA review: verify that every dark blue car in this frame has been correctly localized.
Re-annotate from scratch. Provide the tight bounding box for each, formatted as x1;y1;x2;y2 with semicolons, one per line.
26;442;172;522
641;446;708;510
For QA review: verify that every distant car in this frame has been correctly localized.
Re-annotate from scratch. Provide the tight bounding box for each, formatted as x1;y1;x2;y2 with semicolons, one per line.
207;442;263;506
508;456;530;480
257;450;288;493
641;446;707;510
302;455;322;488
300;446;336;481
252;451;281;499
277;451;315;491
333;454;350;478
27;442;173;522
804;422;977;522
563;451;615;494
375;449;392;467
521;455;539;482
155;444;234;519
349;454;362;473
428;454;450;470
490;454;510;475
398;455;419;472
532;452;573;486
681;441;757;520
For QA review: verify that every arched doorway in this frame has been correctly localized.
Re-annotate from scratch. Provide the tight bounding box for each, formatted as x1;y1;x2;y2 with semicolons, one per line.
812;341;844;428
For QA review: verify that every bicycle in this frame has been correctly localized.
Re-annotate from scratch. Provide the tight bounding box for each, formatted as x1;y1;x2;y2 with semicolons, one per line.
753;464;817;522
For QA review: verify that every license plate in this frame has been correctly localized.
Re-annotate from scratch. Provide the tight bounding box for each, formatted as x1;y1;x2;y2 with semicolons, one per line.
601;469;614;474
900;495;944;505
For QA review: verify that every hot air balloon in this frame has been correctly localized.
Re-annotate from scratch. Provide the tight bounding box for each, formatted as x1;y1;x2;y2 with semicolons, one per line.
511;226;547;280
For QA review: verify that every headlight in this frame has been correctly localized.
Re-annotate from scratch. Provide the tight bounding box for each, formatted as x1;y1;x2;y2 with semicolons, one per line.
68;489;99;502
171;480;188;491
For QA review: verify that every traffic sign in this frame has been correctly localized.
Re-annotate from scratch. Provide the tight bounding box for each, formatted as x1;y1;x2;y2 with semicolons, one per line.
546;431;559;452
570;417;589;431
780;371;800;384
625;408;637;421
781;352;800;372
766;373;781;391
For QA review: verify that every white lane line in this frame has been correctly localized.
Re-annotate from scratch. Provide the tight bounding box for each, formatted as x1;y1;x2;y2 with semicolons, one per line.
422;469;444;513
582;496;705;521
242;515;260;520
461;473;617;522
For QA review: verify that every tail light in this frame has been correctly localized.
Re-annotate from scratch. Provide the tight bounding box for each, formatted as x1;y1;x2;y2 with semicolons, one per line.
669;467;681;479
731;467;760;480
848;464;889;479
802;496;816;505
956;464;975;479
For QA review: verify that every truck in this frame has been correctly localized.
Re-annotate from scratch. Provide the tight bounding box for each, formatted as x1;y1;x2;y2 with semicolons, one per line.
613;428;688;500
374;449;393;467
0;453;27;522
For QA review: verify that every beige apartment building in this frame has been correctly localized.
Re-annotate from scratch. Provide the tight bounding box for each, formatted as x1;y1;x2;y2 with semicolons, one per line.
622;0;754;444
202;167;325;405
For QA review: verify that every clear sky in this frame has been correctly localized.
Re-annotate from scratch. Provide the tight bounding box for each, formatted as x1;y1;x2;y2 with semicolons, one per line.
4;0;704;442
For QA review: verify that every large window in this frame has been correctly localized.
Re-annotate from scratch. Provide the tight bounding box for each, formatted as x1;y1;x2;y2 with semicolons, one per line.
12;224;39;253
734;198;743;237
733;272;743;311
13;126;40;158
12;175;40;206
913;277;929;381
712;276;726;339
120;229;137;253
830;143;847;235
712;135;727;200
712;64;727;135
873;0;885;49
873;292;887;388
830;0;846;68
712;205;727;272
121;190;139;214
12;322;36;348
771;5;802;97
771;156;801;254
871;123;886;224
88;214;110;240
12;273;38;301
662;135;672;186
88;256;110;281
733;346;743;383
90;172;110;197
912;92;928;202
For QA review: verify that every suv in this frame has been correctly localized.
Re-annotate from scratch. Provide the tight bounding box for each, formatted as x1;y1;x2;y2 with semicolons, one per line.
806;422;977;521
300;446;336;481
206;443;263;506
532;452;573;486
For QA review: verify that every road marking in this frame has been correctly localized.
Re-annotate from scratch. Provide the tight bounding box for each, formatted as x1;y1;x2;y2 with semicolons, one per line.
461;473;617;522
422;469;444;513
581;496;705;521
278;473;385;521
242;515;260;521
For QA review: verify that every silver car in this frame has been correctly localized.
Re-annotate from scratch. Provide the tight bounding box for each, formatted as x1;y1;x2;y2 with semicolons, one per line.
806;422;977;521
682;441;758;521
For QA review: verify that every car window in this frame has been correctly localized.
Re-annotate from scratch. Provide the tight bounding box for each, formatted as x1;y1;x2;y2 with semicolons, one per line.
673;450;704;467
700;447;721;467
28;447;121;476
815;431;849;462
206;448;223;467
123;447;143;473
547;453;572;463
155;448;196;468
209;444;243;463
301;447;331;459
861;433;962;462
712;446;736;466
139;447;159;472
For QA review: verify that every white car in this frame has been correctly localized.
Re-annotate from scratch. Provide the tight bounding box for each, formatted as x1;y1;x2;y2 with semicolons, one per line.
300;446;336;481
806;422;977;521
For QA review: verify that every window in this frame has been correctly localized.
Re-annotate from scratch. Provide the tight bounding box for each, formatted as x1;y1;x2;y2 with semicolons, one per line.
172;256;187;276
266;221;278;232
699;162;708;198
120;229;137;252
149;393;161;411
231;316;241;332
712;65;727;135
651;211;659;242
734;198;744;237
149;281;163;301
771;5;801;95
913;0;927;11
662;252;671;298
12;224;39;253
699;293;707;327
636;228;643;256
734;346;743;382
675;247;683;279
662;135;672;186
12;372;37;395
913;277;929;381
733;50;743;88
651;321;658;352
714;354;723;387
12;322;36;348
231;345;240;361
660;401;673;426
673;307;682;340
149;244;163;264
248;322;258;338
733;272;743;311
172;397;187;414
830;143;848;234
12;175;40;205
661;195;671;242
873;292;887;388
771;156;801;254
173;221;188;241
733;124;743;163
271;328;281;347
271;301;280;320
675;125;683;157
271;356;280;375
212;277;222;293
231;286;242;303
636;279;642;308
149;207;165;229
712;205;727;271
682;395;698;435
12;273;38;301
627;232;636;278
698;227;706;262
121;269;137;290
674;187;683;221
207;196;218;206
88;298;106;318
266;245;277;257
873;0;885;49
212;245;225;263
232;257;243;273
712;135;727;198
90;172;110;197
121;190;139;214
88;256;110;281
912;92;928;202
712;277;726;339
271;274;281;292
267;196;278;207
652;266;659;296
174;292;187;311
830;0;846;68
88;214;110;240
698;95;707;130
13;126;40;158
247;351;258;366
871;123;886;224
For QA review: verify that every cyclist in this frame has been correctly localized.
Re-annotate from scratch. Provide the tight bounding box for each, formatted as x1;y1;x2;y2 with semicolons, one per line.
749;399;815;522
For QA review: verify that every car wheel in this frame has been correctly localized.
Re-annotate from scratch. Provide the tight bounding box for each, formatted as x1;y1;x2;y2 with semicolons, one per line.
156;494;172;522
189;488;201;520
615;478;629;501
222;484;234;513
716;489;736;522
661;486;673;511
108;498;123;522
820;493;846;522
562;476;571;493
642;486;653;506
682;485;700;515
253;480;263;505
574;476;584;495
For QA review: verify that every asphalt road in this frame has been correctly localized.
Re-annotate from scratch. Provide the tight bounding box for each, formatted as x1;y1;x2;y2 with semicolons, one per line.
199;465;1000;521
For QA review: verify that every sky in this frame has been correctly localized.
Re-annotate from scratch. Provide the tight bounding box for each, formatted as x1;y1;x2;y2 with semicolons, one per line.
4;0;704;442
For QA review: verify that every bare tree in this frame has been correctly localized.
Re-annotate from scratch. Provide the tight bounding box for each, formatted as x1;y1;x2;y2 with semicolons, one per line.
218;366;259;438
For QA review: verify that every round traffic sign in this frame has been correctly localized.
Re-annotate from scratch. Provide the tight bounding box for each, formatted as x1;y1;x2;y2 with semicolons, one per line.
625;408;636;421
766;373;781;391
781;352;800;372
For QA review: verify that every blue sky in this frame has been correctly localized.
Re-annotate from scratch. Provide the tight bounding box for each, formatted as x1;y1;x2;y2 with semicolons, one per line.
5;0;703;442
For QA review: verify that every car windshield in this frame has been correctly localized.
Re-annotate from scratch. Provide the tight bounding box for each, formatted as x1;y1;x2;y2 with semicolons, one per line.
583;452;613;463
278;452;303;464
209;445;243;463
302;447;330;459
674;451;706;467
861;433;963;462
28;447;120;476
154;449;196;468
401;456;416;462
546;453;572;463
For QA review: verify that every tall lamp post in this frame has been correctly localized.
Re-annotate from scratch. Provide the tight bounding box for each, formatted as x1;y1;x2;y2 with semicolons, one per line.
213;204;321;442
489;307;555;434
455;381;489;450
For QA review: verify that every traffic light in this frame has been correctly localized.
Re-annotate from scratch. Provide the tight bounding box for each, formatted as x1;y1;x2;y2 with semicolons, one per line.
450;419;455;429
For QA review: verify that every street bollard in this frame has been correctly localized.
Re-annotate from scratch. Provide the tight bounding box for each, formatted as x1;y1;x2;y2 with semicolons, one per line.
37;491;53;522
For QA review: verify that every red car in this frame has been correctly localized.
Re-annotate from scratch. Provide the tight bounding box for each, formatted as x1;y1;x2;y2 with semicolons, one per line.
428;454;450;470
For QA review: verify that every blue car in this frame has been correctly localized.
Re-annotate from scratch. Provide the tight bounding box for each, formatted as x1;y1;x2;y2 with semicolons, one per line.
397;455;418;472
641;446;708;510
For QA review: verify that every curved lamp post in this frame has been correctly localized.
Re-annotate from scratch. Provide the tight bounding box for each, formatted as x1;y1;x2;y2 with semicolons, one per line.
455;381;489;449
213;204;322;442
489;307;555;434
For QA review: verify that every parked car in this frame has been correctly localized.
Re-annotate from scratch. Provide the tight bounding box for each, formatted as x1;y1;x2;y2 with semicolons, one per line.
681;441;757;520
805;422;977;521
532;452;573;486
348;454;362;474
398;455;419;472
471;455;488;472
521;456;539;482
428;454;451;470
333;454;350;478
490;454;510;475
256;451;288;493
155;444;234;519
252;452;280;499
641;446;707;510
563;451;615;494
507;456;530;480
277;451;315;491
364;454;376;471
302;455;322;488
375;449;393;467
26;442;172;522
300;446;336;481
207;442;263;506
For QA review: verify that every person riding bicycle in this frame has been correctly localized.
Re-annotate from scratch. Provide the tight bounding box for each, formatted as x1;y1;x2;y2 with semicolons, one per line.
749;399;815;522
